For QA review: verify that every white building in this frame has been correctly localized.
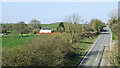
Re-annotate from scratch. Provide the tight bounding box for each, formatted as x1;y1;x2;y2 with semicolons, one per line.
39;27;51;33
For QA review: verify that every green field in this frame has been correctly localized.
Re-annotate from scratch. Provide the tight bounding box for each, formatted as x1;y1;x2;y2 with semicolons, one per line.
2;34;39;48
2;32;67;49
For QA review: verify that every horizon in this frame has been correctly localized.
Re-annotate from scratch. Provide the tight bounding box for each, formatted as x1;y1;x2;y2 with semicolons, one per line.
2;2;117;24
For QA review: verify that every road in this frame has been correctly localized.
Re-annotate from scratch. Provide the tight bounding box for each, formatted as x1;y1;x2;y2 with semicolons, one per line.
77;26;112;68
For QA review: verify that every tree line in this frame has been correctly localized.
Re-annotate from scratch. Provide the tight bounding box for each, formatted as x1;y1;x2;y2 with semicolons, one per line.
1;19;41;37
107;9;119;67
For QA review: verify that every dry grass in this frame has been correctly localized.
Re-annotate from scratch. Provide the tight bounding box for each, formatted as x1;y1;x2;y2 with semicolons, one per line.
104;41;118;66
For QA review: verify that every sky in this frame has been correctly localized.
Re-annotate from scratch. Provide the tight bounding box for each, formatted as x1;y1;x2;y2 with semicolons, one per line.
2;2;118;24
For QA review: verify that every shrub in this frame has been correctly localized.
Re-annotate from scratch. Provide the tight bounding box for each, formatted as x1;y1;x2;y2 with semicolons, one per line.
2;34;76;66
2;48;32;66
2;28;7;35
27;35;74;66
32;29;40;34
57;27;64;33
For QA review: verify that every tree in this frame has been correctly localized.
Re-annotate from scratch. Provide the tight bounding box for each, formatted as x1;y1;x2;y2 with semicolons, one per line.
64;13;82;43
108;9;118;36
57;22;65;32
64;13;81;24
29;19;41;29
108;9;118;20
2;28;7;35
29;19;41;34
14;21;27;38
90;19;105;34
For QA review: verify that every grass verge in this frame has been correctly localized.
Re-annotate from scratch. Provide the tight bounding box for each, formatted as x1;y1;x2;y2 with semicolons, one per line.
66;35;100;66
112;32;118;40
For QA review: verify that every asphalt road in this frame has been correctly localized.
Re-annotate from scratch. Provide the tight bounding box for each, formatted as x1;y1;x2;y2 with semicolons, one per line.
77;26;112;68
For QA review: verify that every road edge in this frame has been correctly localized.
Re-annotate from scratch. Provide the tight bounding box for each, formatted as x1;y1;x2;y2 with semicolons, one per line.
77;34;102;68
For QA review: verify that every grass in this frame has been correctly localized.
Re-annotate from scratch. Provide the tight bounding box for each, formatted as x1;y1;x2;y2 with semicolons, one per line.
2;34;39;48
112;32;118;40
2;30;55;49
66;35;99;66
2;31;66;49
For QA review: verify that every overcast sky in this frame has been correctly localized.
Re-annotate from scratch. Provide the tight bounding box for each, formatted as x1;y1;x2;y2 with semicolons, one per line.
2;2;117;24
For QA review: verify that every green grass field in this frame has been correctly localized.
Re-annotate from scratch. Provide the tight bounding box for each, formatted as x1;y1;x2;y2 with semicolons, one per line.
2;32;66;49
2;34;39;48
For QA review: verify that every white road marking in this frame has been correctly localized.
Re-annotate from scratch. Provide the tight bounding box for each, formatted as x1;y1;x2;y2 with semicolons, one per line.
77;35;102;67
93;35;106;66
95;58;98;61
77;26;112;67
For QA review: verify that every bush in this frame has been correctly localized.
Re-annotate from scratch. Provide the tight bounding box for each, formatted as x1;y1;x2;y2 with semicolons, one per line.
24;30;29;34
51;30;57;33
2;28;7;35
2;34;76;66
57;27;64;33
27;35;74;66
2;48;32;66
32;29;40;34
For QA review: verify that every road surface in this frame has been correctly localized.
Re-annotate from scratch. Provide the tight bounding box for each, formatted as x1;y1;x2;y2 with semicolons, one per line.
77;26;112;68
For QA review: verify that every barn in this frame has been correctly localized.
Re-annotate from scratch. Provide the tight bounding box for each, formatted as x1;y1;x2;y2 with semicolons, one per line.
39;27;51;33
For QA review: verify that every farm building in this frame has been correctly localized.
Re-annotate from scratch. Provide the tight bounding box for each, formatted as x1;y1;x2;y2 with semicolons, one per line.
39;27;51;33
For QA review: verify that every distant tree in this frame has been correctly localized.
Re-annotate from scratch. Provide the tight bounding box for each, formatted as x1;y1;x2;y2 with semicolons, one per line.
90;19;105;34
13;21;27;38
58;22;64;28
64;13;81;24
57;22;65;32
108;9;118;36
64;13;82;43
29;19;41;34
2;28;7;35
108;9;118;20
29;19;41;29
32;29;40;34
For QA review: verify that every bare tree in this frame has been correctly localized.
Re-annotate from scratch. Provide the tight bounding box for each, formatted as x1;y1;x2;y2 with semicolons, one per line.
108;9;118;20
64;13;81;24
108;9;118;36
63;13;82;43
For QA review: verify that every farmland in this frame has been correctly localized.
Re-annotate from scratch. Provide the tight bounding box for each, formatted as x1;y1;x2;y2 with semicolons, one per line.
2;23;101;66
1;2;118;67
1;18;105;66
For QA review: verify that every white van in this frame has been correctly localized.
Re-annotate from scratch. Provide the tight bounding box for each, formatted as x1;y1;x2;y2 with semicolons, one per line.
39;27;51;33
